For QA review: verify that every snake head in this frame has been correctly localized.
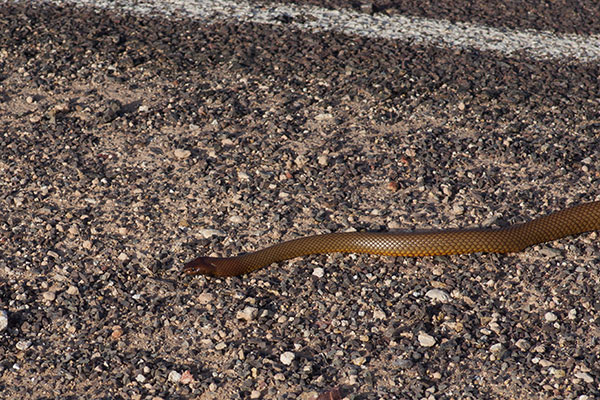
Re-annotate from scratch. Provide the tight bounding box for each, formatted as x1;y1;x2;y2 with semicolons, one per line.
182;257;219;277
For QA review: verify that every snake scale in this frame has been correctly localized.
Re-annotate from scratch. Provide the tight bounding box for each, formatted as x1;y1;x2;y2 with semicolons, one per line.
183;201;600;277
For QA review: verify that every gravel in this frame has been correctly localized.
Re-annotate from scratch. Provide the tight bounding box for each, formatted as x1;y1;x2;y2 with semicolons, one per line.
0;310;8;331
1;1;599;399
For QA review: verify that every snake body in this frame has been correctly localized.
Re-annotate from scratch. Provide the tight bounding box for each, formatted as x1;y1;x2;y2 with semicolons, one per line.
183;201;600;277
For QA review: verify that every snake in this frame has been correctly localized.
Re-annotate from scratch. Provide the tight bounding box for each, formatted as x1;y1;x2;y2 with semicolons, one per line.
182;200;600;277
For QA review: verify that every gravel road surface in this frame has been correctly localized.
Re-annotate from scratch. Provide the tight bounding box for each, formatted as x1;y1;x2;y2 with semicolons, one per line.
1;1;599;399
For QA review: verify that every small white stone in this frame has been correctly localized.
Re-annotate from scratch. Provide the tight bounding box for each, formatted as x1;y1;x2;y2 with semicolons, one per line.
539;359;553;367
388;221;401;229
312;267;324;278
215;342;227;350
237;171;250;180
544;312;558;322
0;310;8;331
280;351;295;365
352;356;366;366
197;292;214;305
250;390;262;399
574;372;594;383
168;370;181;383
173;149;191;159
118;252;129;261
82;240;93;250
236;306;258;322
135;374;146;383
373;310;386;320
16;340;31;351
452;204;464;215
47;250;59;259
229;215;244;224
295;155;308;168
198;229;225;239
43;291;56;301
515;339;530;351
66;286;79;296
551;368;565;378
317;155;328;166
425;289;451;303
315;113;333;121
418;332;436;347
490;343;503;353
567;309;577;320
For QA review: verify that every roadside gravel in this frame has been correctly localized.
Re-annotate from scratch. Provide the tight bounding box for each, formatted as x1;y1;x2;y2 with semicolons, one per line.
1;1;599;399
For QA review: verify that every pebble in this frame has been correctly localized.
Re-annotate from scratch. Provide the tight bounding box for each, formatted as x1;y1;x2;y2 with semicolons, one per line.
280;351;295;365
299;392;319;400
550;368;565;378
250;390;262;399
235;170;249;181
215;342;227;350
178;218;189;227
198;229;225;239
544;312;558;322
16;340;32;351
515;339;530;351
418;332;436;347
452;204;464;215
111;326;123;340
312;267;324;278
539;247;561;257
197;292;214;305
135;374;146;383
0;310;8;331
352;356;366;366
388;221;401;229
118;252;129;261
66;285;79;295
425;288;451;303
229;215;244;223
173;149;191;159
180;370;194;384
274;373;286;381
43;291;56;301
490;343;503;353
574;372;594;383
317;155;328;166
236;306;258;322
314;112;333;121
168;370;181;383
394;358;413;368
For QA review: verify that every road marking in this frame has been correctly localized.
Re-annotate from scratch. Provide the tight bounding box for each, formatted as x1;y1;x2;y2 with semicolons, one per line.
29;0;600;62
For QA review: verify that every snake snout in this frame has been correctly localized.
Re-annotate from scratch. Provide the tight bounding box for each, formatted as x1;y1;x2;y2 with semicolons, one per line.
182;257;219;277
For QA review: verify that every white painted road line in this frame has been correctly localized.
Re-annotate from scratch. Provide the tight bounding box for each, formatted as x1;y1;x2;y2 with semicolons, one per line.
29;0;600;62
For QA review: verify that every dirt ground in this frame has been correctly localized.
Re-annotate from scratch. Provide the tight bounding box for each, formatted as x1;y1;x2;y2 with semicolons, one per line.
1;1;599;399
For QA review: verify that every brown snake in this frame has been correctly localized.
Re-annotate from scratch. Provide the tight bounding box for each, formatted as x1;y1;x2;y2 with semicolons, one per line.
183;201;600;277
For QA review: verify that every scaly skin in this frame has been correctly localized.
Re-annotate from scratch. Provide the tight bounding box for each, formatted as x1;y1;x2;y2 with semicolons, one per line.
183;201;600;277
